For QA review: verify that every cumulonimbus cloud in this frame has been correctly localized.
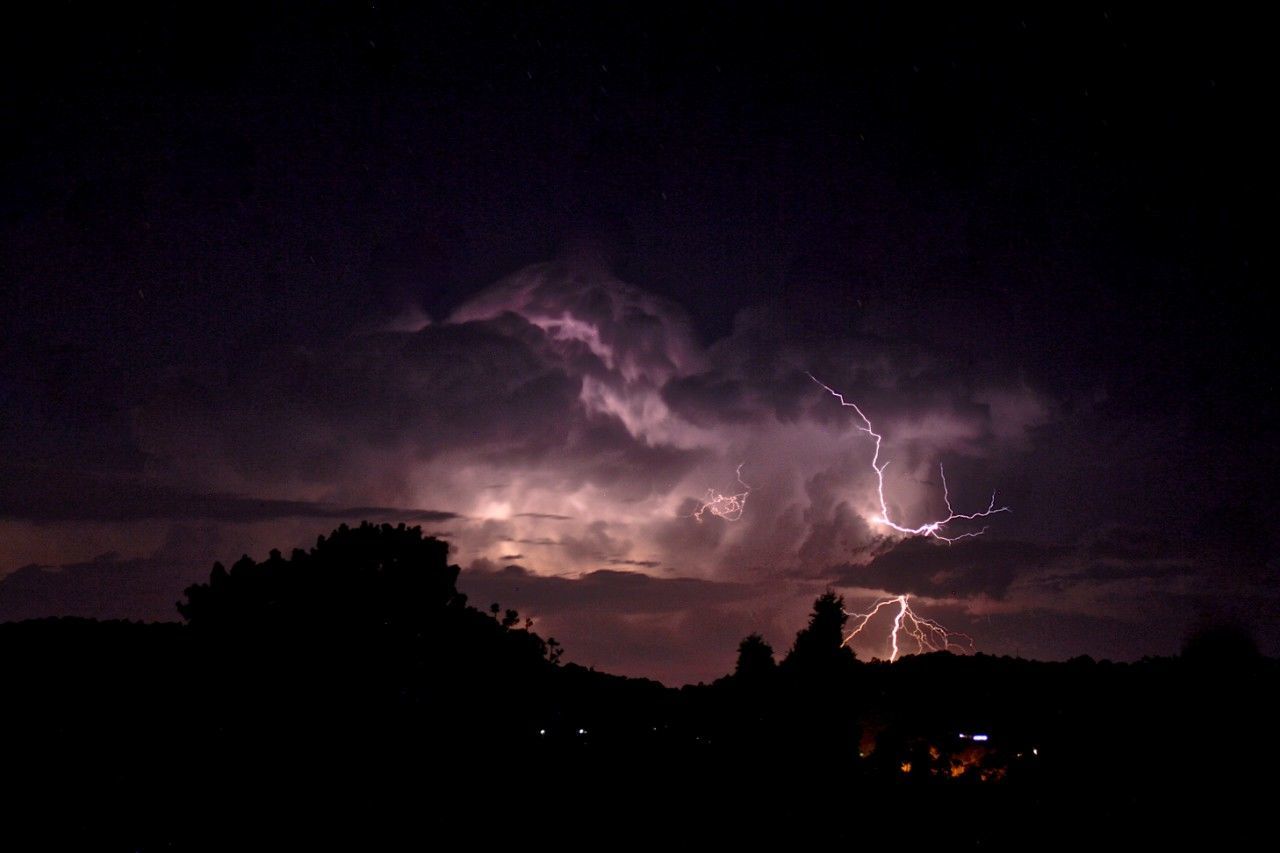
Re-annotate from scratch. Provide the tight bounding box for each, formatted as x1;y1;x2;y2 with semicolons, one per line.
5;255;1079;681
118;255;1054;586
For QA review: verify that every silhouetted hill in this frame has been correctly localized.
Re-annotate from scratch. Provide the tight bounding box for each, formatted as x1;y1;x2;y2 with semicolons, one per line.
1;523;1274;848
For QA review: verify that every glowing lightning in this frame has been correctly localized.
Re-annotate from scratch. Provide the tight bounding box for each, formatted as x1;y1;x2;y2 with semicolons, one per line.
844;594;975;662
809;373;1008;661
692;463;751;522
808;373;1009;543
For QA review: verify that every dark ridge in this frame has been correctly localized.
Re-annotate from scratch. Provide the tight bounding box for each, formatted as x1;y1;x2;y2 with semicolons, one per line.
1;522;1272;847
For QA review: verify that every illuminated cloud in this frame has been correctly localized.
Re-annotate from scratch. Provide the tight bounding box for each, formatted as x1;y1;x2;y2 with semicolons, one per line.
144;261;1044;643
16;253;1211;682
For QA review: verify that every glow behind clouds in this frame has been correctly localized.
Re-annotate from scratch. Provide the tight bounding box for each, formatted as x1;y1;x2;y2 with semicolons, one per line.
419;258;1044;582
3;256;1218;683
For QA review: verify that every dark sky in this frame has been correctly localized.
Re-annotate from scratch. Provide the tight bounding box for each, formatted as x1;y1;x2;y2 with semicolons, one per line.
1;2;1272;684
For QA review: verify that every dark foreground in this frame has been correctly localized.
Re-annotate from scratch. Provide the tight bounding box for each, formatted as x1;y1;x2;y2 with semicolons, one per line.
3;524;1273;848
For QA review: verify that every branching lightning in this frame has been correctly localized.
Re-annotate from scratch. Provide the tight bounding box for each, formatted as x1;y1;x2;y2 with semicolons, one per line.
844;594;975;662
809;373;1007;661
692;463;751;522
808;374;1008;542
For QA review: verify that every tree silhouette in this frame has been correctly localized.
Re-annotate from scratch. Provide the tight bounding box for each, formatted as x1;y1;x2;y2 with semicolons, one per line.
783;590;857;676
734;632;776;681
177;521;464;632
176;521;566;689
1182;620;1260;666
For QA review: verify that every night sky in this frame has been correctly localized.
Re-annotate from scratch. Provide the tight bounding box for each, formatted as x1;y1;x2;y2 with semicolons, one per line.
2;2;1271;684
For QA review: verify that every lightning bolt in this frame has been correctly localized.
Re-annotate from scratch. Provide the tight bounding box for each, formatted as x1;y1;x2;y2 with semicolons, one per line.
692;463;751;522
808;373;1009;543
843;594;975;662
809;373;1006;661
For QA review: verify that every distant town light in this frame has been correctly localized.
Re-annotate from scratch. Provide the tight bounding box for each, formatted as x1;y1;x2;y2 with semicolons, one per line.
958;733;968;739
577;728;587;735
972;734;989;742
538;729;546;736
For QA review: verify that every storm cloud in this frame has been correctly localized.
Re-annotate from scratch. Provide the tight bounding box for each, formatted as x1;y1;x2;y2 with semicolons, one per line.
0;466;459;524
3;256;1268;681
